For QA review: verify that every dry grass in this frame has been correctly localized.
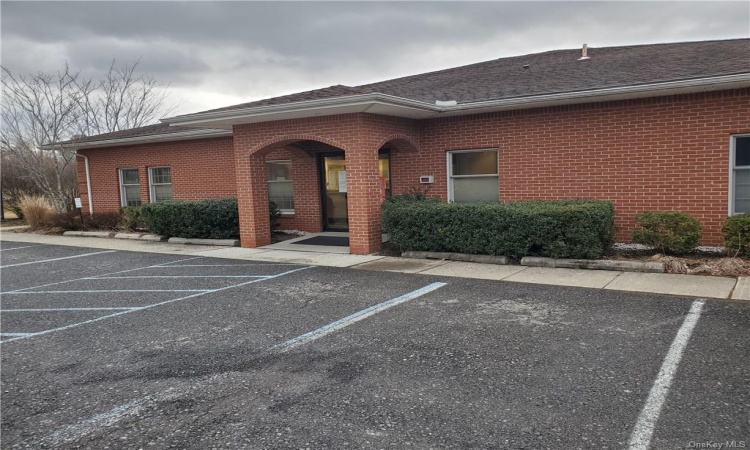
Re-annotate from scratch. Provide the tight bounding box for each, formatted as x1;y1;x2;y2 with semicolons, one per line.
18;195;54;230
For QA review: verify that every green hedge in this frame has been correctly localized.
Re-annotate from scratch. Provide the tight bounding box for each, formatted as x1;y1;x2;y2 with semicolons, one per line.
140;198;239;239
723;213;750;256
632;211;702;255
382;198;615;259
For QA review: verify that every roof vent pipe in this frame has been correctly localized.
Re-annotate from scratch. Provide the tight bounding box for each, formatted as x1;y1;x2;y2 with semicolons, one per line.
435;100;457;107
578;44;590;61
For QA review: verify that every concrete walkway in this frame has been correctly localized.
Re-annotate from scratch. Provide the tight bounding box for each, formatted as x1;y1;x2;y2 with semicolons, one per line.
0;231;745;301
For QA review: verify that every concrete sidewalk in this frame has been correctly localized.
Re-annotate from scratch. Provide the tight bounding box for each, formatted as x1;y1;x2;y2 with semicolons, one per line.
1;231;745;301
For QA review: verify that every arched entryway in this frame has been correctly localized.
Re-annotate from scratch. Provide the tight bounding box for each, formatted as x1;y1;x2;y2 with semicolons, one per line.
232;114;421;254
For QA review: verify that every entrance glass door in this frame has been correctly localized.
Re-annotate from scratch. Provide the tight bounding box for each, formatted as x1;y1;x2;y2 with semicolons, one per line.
322;155;348;230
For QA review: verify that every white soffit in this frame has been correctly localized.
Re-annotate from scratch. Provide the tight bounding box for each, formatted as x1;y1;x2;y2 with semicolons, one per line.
163;74;750;128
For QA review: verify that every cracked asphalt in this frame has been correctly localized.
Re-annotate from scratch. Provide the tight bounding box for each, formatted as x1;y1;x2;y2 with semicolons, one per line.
1;241;748;449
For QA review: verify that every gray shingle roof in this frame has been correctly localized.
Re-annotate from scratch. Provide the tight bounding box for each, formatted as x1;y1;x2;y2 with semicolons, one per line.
358;38;749;103
188;38;749;115
74;38;749;144
63;123;227;145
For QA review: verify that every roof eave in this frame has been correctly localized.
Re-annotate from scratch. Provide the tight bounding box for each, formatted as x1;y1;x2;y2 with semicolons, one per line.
444;73;750;115
57;129;233;150
161;74;750;128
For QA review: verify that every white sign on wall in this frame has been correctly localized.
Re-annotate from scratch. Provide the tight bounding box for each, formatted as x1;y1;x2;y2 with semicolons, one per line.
338;171;347;193
74;197;83;209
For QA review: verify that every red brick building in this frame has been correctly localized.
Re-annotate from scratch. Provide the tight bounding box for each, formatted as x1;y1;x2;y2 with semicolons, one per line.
74;39;750;254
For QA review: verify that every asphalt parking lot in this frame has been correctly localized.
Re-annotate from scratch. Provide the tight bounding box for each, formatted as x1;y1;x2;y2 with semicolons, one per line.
1;240;748;449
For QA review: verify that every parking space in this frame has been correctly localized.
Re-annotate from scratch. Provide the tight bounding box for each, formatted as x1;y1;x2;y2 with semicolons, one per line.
1;251;313;343
1;241;748;449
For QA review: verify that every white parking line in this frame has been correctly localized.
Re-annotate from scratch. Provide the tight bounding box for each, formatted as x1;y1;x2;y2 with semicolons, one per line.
0;250;117;269
0;332;35;337
4;256;205;293
3;290;213;294
2;307;139;312
627;300;705;450
0;245;35;252
152;264;302;267
274;282;447;352
0;265;313;343
84;275;267;279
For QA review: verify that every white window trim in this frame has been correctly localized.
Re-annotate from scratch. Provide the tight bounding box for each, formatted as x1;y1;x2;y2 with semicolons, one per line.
119;168;140;207
148;166;172;203
446;148;499;202
266;159;294;214
730;134;750;215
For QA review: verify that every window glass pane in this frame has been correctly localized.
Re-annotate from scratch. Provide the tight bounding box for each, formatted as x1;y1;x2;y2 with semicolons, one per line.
151;167;171;184
452;151;498;176
269;181;294;210
267;161;292;181
123;185;141;207
153;185;172;202
735;169;750;212
121;169;139;184
736;137;750;167
452;177;499;202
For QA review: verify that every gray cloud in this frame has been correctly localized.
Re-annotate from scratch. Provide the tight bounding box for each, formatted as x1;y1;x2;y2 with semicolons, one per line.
3;1;748;114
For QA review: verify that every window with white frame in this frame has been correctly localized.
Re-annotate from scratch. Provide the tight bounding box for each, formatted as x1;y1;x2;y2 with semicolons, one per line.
149;167;172;202
448;149;499;202
267;160;294;212
119;168;141;207
731;135;750;214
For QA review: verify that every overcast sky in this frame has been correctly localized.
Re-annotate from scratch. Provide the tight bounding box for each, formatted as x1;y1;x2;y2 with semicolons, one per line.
2;1;748;117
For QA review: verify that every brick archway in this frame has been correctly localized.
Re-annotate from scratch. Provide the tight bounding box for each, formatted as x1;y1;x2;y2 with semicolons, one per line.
232;113;420;254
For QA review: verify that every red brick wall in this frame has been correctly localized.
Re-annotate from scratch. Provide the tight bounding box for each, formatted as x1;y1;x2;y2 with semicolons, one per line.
77;137;236;213
265;147;323;233
79;88;750;249
232;114;420;253
396;89;749;245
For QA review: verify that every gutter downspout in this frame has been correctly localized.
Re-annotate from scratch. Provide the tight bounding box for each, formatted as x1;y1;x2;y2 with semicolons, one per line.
76;153;94;216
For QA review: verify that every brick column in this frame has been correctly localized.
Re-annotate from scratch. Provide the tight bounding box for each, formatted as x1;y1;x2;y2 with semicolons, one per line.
346;146;382;254
236;153;271;247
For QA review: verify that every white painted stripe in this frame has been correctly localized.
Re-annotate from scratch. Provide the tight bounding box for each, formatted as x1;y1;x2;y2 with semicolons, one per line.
6;256;205;293
2;307;139;312
152;263;301;267
274;282;447;352
40;388;178;446
3;289;213;294
84;275;266;279
0;245;34;252
0;250;116;268
627;300;705;450
0;332;36;336
0;266;312;343
44;397;148;444
153;257;206;266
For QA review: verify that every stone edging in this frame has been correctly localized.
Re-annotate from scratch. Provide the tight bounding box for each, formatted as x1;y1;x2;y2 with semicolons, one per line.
521;256;664;273
401;251;510;265
401;250;664;273
62;231;238;247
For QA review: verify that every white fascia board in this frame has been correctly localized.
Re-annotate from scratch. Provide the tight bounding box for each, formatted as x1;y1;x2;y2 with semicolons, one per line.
161;74;750;128
62;129;232;150
161;93;436;127
441;73;750;116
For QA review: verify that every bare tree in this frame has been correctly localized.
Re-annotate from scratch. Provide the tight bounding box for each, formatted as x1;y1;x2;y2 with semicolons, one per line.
1;61;177;211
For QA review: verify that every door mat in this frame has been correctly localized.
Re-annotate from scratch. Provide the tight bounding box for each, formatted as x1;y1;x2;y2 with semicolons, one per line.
291;236;350;247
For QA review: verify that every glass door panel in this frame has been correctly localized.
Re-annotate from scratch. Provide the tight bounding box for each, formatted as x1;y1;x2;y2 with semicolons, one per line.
323;155;348;230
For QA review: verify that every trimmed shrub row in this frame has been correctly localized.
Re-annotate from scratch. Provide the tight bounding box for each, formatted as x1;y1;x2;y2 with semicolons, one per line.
632;211;702;255
140;198;239;239
382;197;615;259
723;213;750;257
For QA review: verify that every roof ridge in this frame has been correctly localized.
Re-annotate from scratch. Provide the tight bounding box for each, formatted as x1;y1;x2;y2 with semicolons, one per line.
357;38;750;92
